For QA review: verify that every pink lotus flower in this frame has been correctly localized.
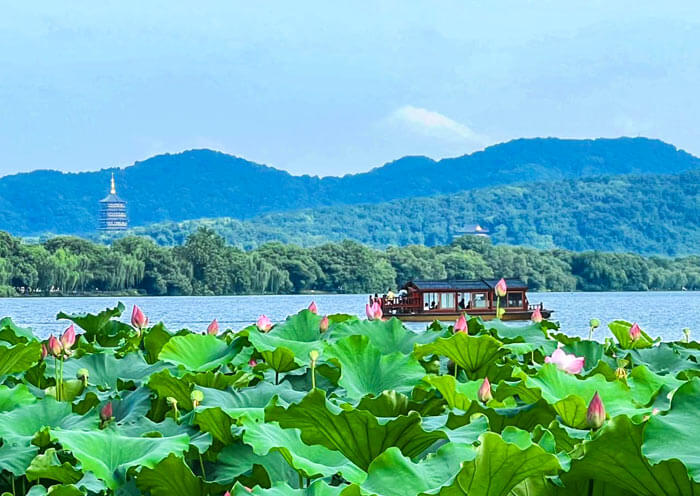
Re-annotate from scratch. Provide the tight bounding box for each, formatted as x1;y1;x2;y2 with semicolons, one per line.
586;391;606;429
41;343;48;360
308;301;318;314
48;335;62;357
629;322;641;341
256;315;272;332
100;402;113;422
531;307;543;323
131;305;148;329
206;319;219;335
366;301;383;320
454;314;467;333
545;347;585;374
478;377;493;403
495;278;508;298
60;324;76;350
249;359;258;367
319;315;329;332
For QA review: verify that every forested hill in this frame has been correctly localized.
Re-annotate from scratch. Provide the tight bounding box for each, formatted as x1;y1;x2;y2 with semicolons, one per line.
3;137;699;235
125;169;700;256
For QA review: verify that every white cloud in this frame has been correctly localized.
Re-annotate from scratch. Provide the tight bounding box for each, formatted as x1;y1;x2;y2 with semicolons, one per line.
387;105;486;144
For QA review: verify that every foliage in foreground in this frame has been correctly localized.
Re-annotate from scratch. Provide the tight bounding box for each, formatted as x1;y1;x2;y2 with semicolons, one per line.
0;302;699;495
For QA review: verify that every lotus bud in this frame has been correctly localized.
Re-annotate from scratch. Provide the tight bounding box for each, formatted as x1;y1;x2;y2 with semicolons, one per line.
319;315;329;333
683;328;691;343
308;301;318;314
41;343;48;360
206;319;219;335
48;335;62;357
478;377;493;403
256;315;272;332
166;396;178;408
586;392;606;429
454;314;467;333
371;301;383;320
60;324;76;351
495;278;507;298
530;307;543;323
249;358;258;367
191;389;204;408
365;303;375;321
589;318;600;329
131;305;148;329
629;323;641;341
100;402;113;422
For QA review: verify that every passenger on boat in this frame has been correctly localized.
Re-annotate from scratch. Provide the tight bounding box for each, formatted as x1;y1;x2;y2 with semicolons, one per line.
458;297;465;309
387;288;395;301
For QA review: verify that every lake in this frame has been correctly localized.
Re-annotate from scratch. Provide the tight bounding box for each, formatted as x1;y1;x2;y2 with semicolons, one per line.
0;291;697;342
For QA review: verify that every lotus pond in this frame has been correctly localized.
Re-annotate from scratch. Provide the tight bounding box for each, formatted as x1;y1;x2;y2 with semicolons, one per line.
0;302;699;495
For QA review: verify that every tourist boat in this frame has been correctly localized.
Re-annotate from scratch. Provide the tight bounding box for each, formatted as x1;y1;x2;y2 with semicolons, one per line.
374;278;552;322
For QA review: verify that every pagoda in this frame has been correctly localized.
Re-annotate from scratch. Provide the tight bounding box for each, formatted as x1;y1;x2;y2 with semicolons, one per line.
98;173;128;231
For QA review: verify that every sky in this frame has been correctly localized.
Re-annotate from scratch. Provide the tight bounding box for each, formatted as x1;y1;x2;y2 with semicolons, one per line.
1;1;699;177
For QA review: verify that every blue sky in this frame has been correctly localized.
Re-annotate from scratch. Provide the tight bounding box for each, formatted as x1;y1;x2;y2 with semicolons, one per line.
1;1;699;177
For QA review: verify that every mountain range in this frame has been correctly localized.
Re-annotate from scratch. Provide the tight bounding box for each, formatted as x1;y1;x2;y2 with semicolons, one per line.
2;137;698;237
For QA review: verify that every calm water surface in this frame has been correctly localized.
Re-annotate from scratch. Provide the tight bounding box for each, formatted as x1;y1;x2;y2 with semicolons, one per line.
1;292;698;341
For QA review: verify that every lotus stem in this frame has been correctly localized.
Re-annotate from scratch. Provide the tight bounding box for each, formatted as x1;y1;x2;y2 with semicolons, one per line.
198;452;206;479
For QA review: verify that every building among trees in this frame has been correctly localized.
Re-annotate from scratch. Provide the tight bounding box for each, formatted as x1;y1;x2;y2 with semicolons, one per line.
98;173;128;231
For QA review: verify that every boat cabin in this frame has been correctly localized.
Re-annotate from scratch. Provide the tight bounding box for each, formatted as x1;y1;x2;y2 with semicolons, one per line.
375;278;550;322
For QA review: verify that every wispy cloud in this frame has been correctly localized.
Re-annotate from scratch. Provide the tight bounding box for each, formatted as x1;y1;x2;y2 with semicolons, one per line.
387;105;487;144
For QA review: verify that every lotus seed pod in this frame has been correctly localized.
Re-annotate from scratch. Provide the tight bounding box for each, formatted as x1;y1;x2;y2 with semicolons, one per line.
76;368;89;380
589;318;600;329
191;390;204;403
309;349;320;362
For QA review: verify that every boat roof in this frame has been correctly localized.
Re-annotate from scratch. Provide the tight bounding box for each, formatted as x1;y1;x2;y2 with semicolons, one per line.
406;278;528;291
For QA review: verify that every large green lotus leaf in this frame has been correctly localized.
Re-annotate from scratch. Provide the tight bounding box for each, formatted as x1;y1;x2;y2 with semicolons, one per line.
624;344;698;376
360;443;475;496
142;323;182;364
323;335;426;400
241;417;366;483
26;447;82;483
559;340;613;374
328;317;443;355
562;415;699;496
136;453;211;496
0;383;37;412
231;481;354;495
608;320;655;349
197;382;305;423
0;397;95;446
51;428;190;490
0;441;38;476
158;334;240;372
147;369;194;409
55;351;169;390
260;347;300;373
0;340;42;376
0;316;36;344
643;377;700;482
627;365;684;408
440;429;561;496
413;334;504;379
57;302;133;346
481;320;550;347
270;309;323;341
354;389;444;418
424;375;481;410
461;399;556;434
185;369;253;390
212;443;299;488
265;389;445;471
524;364;655;425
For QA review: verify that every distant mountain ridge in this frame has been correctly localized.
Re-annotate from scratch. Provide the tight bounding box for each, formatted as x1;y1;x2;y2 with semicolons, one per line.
127;168;700;256
1;136;698;235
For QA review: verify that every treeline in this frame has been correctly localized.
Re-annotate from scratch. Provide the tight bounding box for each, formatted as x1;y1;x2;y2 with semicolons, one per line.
1;229;699;297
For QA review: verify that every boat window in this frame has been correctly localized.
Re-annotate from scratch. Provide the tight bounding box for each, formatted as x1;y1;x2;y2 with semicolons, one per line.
472;292;488;309
457;292;470;309
507;292;523;308
440;293;455;310
423;292;439;309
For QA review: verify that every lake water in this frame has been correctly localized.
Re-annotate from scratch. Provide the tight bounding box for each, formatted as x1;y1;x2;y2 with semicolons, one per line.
0;292;697;342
